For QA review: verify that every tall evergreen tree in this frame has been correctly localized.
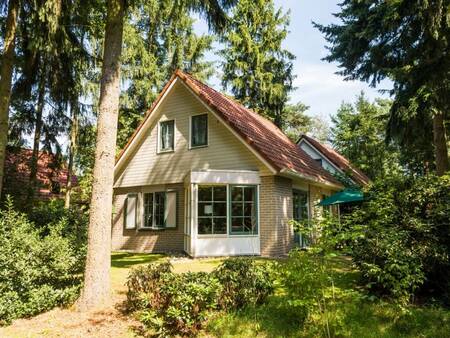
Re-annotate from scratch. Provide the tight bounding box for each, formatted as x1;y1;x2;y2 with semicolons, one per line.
331;93;401;180
315;0;450;175
220;0;294;128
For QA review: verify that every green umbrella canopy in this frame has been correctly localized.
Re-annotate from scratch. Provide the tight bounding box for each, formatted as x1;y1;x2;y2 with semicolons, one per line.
318;189;364;206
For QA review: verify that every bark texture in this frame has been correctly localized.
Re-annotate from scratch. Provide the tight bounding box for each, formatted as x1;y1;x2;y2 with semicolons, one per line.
65;100;79;208
432;111;449;176
76;0;125;311
0;0;19;198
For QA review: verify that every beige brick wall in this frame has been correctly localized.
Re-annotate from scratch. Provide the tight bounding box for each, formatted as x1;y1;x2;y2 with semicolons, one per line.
260;176;294;257
111;184;185;253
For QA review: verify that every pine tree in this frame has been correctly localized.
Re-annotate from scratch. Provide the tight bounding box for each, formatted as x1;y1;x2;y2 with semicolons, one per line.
315;0;450;175
220;0;294;128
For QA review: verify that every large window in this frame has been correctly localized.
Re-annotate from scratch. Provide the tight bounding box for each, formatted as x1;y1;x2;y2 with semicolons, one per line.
159;120;174;152
190;114;208;148
198;186;227;235
230;186;257;235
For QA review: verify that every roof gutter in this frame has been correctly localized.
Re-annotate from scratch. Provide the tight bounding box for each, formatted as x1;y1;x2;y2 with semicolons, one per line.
279;168;343;190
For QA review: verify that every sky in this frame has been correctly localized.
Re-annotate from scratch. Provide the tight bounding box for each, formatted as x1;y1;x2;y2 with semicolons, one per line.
194;0;392;121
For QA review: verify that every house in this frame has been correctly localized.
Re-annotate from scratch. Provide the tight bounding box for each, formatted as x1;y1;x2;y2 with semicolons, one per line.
112;70;344;257
3;148;78;203
297;134;370;186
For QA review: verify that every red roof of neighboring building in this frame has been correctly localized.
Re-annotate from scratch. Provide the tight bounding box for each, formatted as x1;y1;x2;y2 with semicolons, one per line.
117;70;342;188
298;134;370;186
4;148;77;199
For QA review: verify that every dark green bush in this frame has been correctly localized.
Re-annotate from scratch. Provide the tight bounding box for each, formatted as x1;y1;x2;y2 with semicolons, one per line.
127;262;220;336
344;174;450;304
213;258;275;310
0;198;86;325
127;258;276;336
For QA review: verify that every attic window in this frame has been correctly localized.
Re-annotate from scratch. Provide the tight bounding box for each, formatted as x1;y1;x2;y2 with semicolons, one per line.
159;120;174;153
315;158;323;167
190;114;208;148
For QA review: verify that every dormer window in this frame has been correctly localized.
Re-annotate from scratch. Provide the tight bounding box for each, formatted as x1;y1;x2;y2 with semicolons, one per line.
190;114;208;148
315;158;323;167
159;120;174;153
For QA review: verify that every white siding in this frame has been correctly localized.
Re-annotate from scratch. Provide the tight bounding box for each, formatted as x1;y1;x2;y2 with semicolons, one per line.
298;141;339;175
115;81;272;188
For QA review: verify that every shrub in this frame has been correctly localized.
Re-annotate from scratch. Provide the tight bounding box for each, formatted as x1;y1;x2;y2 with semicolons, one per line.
344;174;450;304
127;262;220;336
213;258;275;310
0;198;85;325
127;258;276;336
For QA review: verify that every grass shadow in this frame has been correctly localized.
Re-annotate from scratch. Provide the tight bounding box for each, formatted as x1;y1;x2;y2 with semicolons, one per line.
111;252;166;269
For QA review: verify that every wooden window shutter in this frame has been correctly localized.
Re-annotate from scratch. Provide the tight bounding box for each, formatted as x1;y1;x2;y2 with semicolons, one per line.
125;194;138;229
164;191;177;228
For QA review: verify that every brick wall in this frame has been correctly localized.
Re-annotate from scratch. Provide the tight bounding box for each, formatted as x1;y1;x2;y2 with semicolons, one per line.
260;176;294;257
111;184;185;253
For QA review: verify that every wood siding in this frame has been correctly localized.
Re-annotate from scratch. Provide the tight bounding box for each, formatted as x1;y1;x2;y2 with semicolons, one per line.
115;81;271;188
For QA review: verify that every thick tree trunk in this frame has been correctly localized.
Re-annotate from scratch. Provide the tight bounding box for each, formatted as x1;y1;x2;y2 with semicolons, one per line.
27;76;46;203
0;0;19;199
76;0;125;311
432;110;449;176
65;100;79;209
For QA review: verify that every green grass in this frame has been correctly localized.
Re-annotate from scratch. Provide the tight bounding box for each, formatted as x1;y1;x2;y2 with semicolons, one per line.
204;256;450;338
110;252;450;337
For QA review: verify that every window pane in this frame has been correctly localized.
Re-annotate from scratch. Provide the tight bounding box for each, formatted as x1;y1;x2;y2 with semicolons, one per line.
231;187;243;201
192;114;207;147
213;186;226;201
213;217;227;234
198;218;212;234
232;202;243;216
198;202;213;216
213;202;227;217
244;187;254;202
231;217;243;233
160;120;174;151
144;193;153;228
198;186;212;201
154;192;165;227
244;203;255;217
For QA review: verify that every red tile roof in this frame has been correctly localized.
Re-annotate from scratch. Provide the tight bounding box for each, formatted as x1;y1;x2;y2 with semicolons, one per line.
298;134;370;186
117;70;342;188
4;148;77;200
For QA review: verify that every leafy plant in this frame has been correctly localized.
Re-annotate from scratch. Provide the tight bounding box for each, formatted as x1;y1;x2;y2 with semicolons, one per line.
0;197;85;325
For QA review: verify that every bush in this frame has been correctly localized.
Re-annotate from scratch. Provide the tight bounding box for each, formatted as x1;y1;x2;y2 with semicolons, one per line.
344;174;450;304
127;262;220;336
213;258;275;310
0;198;85;325
127;258;276;336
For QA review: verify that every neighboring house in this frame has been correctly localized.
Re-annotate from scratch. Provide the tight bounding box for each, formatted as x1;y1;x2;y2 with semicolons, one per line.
3;148;77;202
297;134;370;186
113;70;344;257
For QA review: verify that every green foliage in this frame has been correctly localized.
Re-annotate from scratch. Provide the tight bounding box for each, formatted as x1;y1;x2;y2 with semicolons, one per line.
344;174;450;304
316;1;450;173
0;197;85;325
127;258;275;336
213;258;275;310
220;0;295;127
331;93;402;180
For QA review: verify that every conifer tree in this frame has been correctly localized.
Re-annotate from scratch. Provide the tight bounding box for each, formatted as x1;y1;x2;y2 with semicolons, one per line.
220;0;295;128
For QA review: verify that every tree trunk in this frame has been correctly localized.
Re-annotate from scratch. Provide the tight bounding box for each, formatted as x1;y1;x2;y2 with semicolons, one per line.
65;100;79;209
76;0;125;311
432;110;449;176
0;0;19;199
27;76;46;203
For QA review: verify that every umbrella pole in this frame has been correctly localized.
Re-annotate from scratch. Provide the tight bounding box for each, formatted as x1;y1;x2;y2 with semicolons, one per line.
338;204;341;224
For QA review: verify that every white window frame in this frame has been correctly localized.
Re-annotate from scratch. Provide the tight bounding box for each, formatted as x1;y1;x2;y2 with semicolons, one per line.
197;184;228;237
189;113;209;149
157;119;175;154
